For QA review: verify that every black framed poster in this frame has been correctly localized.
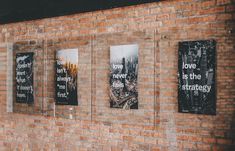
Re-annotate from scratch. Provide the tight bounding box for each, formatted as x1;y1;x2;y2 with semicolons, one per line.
178;40;216;115
55;49;78;105
110;44;138;109
16;52;34;104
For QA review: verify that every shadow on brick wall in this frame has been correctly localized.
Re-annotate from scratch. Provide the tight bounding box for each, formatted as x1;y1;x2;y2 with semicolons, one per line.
228;113;235;150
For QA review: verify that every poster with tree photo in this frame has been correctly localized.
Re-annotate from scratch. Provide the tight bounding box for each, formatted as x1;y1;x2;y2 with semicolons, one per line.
55;49;78;105
178;40;216;115
110;44;139;109
16;52;34;104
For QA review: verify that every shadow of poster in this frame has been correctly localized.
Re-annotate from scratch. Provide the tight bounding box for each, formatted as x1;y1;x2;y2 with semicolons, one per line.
178;40;216;115
56;49;78;105
110;44;138;109
16;52;34;104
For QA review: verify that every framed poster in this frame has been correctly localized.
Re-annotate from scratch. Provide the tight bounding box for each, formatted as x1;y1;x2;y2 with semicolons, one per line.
16;52;34;104
178;40;216;115
110;44;139;109
55;49;78;105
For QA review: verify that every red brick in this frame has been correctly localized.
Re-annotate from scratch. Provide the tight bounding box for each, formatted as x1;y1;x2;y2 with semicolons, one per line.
217;0;231;5
217;138;233;145
202;137;216;143
0;0;234;150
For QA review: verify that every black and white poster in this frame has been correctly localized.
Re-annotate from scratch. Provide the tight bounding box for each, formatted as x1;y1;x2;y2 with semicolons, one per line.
56;49;78;105
110;44;138;109
178;40;216;115
16;52;34;104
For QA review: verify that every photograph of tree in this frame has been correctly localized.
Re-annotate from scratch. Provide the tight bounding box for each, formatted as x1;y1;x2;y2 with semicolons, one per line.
178;40;216;115
110;44;139;109
55;49;78;105
16;52;34;104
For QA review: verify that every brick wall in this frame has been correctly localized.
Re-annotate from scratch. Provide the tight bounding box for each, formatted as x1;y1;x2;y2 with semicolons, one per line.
0;0;234;150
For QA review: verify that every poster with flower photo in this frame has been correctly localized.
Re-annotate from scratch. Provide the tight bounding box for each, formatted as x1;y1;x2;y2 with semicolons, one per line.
56;49;78;105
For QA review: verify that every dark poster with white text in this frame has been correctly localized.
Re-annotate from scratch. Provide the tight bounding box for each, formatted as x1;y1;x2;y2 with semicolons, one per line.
56;49;78;105
110;44;138;109
16;52;34;104
178;40;216;115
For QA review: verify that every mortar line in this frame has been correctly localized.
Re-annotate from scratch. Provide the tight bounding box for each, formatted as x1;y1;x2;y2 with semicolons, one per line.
90;35;94;122
154;29;157;129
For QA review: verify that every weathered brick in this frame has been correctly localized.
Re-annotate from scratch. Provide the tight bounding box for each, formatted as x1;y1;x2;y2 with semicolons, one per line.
0;0;234;150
